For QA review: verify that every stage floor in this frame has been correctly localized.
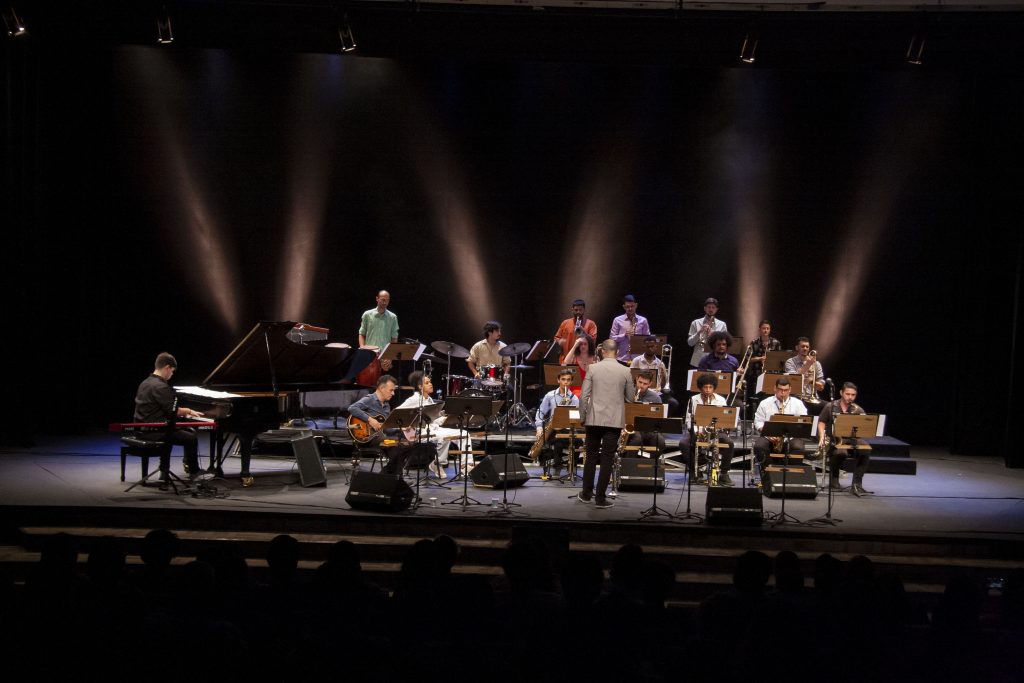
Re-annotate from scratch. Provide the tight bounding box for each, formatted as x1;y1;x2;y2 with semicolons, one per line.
1;433;1022;542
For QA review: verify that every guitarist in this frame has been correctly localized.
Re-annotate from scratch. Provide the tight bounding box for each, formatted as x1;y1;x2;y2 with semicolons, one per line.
348;375;398;444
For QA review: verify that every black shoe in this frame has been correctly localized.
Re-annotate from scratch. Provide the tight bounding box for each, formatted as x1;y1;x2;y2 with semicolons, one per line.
594;497;614;509
577;492;593;504
718;473;733;486
829;479;843;491
852;483;873;496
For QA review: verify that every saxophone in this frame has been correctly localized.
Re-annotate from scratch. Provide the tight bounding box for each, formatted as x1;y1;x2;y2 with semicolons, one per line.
528;390;572;461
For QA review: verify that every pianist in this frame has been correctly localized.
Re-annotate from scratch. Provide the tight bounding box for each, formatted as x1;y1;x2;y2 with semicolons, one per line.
133;352;205;477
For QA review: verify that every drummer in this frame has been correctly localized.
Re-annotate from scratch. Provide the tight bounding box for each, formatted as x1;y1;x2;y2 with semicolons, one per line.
467;320;511;382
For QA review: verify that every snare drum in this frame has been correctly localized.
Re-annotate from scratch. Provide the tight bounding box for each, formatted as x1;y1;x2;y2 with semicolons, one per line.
445;374;473;396
479;364;505;388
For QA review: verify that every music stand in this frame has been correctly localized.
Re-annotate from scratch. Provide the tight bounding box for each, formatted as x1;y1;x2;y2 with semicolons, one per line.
441;396;493;509
409;402;449;488
543;364;581;387
380;342;425;402
763;350;791;374
694;405;738;486
552;405;584;485
687;370;735;396
755;372;804;396
634;416;683;520
629;333;668;356
761;417;814;526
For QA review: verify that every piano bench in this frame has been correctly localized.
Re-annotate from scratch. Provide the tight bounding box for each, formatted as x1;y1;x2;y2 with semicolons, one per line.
120;437;172;482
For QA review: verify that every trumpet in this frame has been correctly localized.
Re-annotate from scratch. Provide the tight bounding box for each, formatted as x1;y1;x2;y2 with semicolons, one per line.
661;343;673;392
698;316;715;349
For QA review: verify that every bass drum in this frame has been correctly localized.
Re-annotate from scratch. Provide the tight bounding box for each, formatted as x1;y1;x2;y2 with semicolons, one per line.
444;374;473;396
457;388;491;397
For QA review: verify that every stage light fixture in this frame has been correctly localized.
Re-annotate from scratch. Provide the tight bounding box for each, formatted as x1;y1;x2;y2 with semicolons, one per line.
338;14;356;53
739;32;758;64
157;5;174;44
905;32;925;65
2;5;27;37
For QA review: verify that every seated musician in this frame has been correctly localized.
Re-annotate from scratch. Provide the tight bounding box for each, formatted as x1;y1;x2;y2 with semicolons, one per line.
630;335;680;416
697;331;739;372
533;368;580;480
784;337;825;407
752;376;809;470
818;382;870;496
396;371;470;479
348;374;398;444
682;373;735;486
133;352;205;479
625;371;667;457
552;299;598;364
563;332;598;389
466;321;510;383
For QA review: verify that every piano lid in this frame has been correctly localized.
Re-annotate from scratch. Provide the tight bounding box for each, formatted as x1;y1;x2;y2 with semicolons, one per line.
202;321;354;391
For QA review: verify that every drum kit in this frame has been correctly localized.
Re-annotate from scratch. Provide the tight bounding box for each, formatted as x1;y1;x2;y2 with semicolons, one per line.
429;339;535;427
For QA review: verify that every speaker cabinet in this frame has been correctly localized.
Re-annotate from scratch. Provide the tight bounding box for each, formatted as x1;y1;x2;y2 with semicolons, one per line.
469;454;530;489
292;435;327;487
345;471;414;512
617;458;666;492
705;487;764;526
761;464;819;499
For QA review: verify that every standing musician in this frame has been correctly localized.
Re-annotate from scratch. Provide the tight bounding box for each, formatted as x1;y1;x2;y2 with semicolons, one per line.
358;290;399;370
397;371;470;479
133;352;205;478
818;382;871;496
578;339;634;508
752;376;808;468
348;375;398;444
784;337;825;407
697;331;740;373
533;368;580;480
749;319;783;378
625;371;667;457
688;297;729;367
630;335;680;416
553;299;598;364
466;320;511;380
682;373;735;485
610;294;650;362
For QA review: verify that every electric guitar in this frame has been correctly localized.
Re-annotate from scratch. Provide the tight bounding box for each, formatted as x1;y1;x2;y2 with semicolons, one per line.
347;410;388;444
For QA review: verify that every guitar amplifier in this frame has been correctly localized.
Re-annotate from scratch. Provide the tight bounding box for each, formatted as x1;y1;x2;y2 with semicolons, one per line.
346;471;414;512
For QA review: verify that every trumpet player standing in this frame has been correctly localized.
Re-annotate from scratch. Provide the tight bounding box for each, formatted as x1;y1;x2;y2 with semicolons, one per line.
818;382;870;496
784;337;825;405
553;298;598;364
610;294;650;362
688;297;729;367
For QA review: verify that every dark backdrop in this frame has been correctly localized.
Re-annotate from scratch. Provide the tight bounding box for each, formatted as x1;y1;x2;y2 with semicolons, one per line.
3;18;1021;455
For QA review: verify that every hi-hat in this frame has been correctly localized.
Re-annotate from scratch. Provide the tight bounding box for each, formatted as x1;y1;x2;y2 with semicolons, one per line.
499;342;531;357
431;340;469;359
507;364;535;370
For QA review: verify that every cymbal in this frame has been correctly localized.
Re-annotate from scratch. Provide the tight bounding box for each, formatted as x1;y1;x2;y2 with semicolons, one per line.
419;352;449;365
431;340;469;359
499;342;531;357
508;364;534;370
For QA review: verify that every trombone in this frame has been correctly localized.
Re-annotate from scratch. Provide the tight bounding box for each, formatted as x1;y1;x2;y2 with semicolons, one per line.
727;342;753;406
661;343;673;392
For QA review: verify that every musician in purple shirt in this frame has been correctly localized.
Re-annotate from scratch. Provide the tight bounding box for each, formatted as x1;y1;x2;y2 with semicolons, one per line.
697;332;740;373
609;294;651;361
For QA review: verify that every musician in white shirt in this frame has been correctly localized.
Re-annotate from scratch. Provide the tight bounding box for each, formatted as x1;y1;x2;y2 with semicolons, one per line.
396;371;469;478
683;373;735;485
752;376;809;466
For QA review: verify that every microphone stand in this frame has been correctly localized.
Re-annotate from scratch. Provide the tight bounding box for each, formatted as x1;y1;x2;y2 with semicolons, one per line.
810;406;842;526
674;397;703;523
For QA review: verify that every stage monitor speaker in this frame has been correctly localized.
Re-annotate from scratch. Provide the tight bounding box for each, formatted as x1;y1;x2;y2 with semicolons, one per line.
469;454;530;489
617;458;666;492
292;435;327;487
705;487;763;526
345;471;414;512
761;464;819;499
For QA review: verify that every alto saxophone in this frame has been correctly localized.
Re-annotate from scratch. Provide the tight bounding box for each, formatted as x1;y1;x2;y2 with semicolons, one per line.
528;390;572;461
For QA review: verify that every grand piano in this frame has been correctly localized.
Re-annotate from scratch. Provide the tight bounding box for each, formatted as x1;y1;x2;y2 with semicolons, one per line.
176;321;376;485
